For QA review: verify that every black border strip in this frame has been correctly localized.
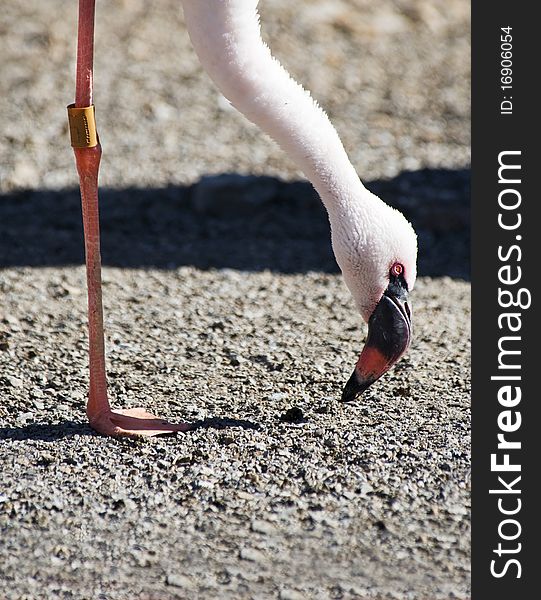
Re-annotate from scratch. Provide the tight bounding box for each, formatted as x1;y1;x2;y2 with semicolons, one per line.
472;2;539;597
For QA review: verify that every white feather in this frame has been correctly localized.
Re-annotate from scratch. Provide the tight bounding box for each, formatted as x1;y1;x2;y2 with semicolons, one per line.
181;0;417;321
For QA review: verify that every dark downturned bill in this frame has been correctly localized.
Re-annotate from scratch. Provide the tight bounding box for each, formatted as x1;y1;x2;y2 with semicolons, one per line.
341;274;412;402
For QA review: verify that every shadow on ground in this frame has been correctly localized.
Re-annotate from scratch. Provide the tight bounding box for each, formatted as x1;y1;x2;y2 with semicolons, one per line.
0;168;470;279
0;417;260;442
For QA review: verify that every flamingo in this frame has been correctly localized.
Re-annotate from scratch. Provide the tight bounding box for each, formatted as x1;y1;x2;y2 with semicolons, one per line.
69;0;417;437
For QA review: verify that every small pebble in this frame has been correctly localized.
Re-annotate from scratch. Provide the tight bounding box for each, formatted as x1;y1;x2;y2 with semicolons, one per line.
166;574;193;589
279;406;305;424
239;548;266;563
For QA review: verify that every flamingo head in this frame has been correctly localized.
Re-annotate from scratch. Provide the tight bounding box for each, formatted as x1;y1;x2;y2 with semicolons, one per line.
330;190;418;402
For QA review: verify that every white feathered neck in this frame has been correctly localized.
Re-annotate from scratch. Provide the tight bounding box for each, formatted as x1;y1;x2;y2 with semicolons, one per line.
181;0;417;320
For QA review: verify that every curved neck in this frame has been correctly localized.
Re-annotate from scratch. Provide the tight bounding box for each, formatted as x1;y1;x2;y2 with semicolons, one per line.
181;0;369;221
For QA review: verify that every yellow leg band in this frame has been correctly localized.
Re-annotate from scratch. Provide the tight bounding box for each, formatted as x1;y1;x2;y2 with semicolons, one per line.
67;104;98;148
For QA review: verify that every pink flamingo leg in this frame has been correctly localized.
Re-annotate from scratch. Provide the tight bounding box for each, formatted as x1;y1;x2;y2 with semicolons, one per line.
72;0;190;436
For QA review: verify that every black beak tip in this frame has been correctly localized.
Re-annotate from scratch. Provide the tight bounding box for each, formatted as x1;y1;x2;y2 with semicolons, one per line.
340;370;373;403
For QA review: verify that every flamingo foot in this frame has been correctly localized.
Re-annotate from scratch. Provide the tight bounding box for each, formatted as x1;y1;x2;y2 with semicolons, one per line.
89;407;191;438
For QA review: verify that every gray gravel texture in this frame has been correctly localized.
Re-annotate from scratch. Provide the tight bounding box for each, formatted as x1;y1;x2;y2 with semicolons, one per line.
1;1;470;599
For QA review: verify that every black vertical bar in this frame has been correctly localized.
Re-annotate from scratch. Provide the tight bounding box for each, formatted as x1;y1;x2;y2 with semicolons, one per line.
472;1;538;597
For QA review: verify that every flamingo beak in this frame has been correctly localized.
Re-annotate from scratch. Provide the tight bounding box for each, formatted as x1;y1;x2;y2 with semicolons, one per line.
341;279;412;402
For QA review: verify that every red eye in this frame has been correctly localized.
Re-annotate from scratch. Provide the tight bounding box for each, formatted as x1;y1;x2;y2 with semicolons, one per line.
391;263;404;277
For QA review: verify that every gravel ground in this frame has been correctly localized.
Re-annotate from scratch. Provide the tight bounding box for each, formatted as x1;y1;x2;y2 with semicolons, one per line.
1;1;470;599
